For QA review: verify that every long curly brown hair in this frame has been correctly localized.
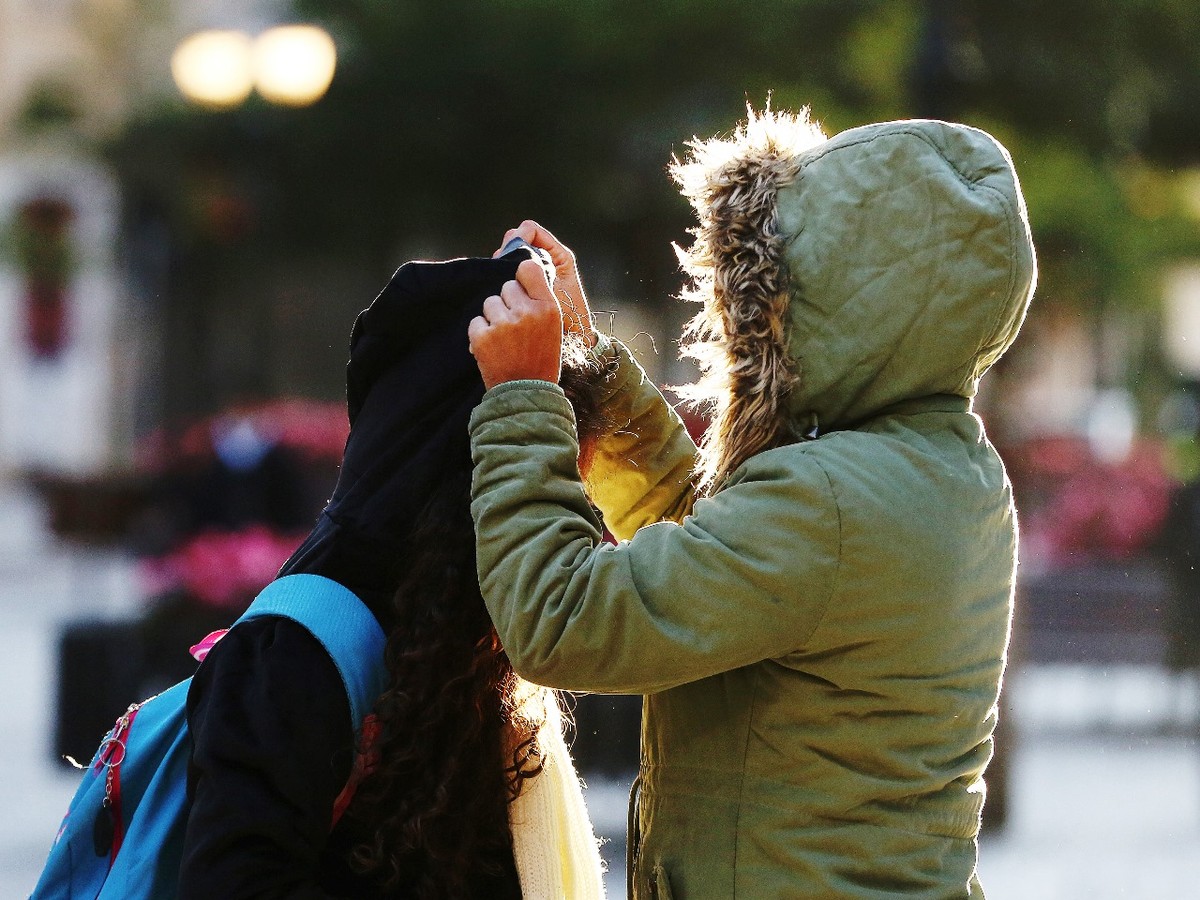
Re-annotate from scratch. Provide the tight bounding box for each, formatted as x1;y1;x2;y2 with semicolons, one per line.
342;340;609;898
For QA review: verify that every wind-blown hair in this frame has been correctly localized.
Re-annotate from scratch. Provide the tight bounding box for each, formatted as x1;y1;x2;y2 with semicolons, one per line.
670;106;826;495
342;335;608;898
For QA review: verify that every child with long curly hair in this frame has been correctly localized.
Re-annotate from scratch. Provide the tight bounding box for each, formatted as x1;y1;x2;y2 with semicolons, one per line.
178;247;607;898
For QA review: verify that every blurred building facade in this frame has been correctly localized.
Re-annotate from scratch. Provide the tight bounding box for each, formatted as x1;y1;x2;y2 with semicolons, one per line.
0;0;288;477
0;0;134;475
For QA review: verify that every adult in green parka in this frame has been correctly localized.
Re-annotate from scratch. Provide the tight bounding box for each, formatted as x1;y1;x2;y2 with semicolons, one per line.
467;108;1036;898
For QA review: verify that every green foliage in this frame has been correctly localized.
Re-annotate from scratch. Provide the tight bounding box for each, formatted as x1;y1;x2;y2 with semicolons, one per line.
965;0;1200;162
104;0;1200;413
114;0;915;302
17;81;82;133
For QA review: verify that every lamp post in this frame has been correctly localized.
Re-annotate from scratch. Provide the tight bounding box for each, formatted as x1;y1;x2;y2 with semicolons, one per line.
171;25;336;109
163;24;338;419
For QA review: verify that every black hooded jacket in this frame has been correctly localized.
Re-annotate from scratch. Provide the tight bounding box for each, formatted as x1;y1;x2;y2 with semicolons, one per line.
179;248;545;898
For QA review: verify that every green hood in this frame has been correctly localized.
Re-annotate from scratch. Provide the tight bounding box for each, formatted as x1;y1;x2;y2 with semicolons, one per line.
779;119;1036;430
673;113;1036;484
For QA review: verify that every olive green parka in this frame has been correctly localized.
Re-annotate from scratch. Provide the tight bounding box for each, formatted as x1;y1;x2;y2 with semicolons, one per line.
469;116;1036;899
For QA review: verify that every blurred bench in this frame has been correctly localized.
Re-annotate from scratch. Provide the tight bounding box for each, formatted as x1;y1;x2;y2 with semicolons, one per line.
1014;559;1171;665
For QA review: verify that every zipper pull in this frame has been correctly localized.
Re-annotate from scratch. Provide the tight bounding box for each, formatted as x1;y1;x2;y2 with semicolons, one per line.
93;797;115;857
93;716;129;860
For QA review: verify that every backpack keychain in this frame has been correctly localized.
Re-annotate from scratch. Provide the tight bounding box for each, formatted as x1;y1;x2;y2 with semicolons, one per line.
92;699;144;859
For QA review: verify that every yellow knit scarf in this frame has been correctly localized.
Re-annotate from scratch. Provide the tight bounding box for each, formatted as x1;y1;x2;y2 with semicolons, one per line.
508;689;607;899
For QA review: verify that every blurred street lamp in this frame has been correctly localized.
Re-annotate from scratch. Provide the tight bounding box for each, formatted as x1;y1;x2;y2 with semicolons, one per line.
172;25;337;109
171;30;254;109
1164;264;1200;377
253;26;337;107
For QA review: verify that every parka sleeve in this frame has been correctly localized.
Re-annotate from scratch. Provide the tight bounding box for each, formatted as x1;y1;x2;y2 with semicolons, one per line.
582;336;698;538
469;381;839;694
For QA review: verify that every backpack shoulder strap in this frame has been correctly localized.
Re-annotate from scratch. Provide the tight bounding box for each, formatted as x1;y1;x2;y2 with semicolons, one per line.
234;574;388;729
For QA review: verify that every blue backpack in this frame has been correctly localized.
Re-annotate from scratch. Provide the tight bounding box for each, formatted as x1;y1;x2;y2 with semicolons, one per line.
31;574;388;899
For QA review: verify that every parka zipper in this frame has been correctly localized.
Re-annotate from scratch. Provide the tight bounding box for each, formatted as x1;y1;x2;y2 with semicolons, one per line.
626;769;643;899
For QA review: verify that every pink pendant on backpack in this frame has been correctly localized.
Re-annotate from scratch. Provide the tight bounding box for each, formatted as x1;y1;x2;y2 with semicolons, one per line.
189;629;229;662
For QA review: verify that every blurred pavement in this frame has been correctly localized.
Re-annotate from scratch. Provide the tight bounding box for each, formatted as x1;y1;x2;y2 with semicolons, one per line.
2;477;1199;899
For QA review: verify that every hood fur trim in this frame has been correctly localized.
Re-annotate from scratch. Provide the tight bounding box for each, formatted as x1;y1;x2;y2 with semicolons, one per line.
670;106;826;494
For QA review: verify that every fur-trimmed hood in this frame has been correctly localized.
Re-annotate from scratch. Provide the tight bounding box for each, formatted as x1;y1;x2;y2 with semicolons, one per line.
673;111;1036;491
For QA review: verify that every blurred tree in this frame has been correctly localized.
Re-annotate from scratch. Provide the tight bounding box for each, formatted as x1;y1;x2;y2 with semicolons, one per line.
961;0;1200;165
904;1;1200;311
104;0;1200;418
894;0;1200;449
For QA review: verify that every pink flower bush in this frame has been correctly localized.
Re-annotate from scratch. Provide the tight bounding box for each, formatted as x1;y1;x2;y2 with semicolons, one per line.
139;526;307;610
1005;435;1173;569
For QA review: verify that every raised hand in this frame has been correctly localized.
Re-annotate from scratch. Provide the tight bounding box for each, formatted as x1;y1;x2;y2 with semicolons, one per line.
468;259;564;390
496;220;596;347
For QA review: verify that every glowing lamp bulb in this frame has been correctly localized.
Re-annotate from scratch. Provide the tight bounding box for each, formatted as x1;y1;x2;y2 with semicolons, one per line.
171;30;254;109
253;25;337;107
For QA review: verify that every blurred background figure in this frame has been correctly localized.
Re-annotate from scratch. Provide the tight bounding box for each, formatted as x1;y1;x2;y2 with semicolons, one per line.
3;0;1200;897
